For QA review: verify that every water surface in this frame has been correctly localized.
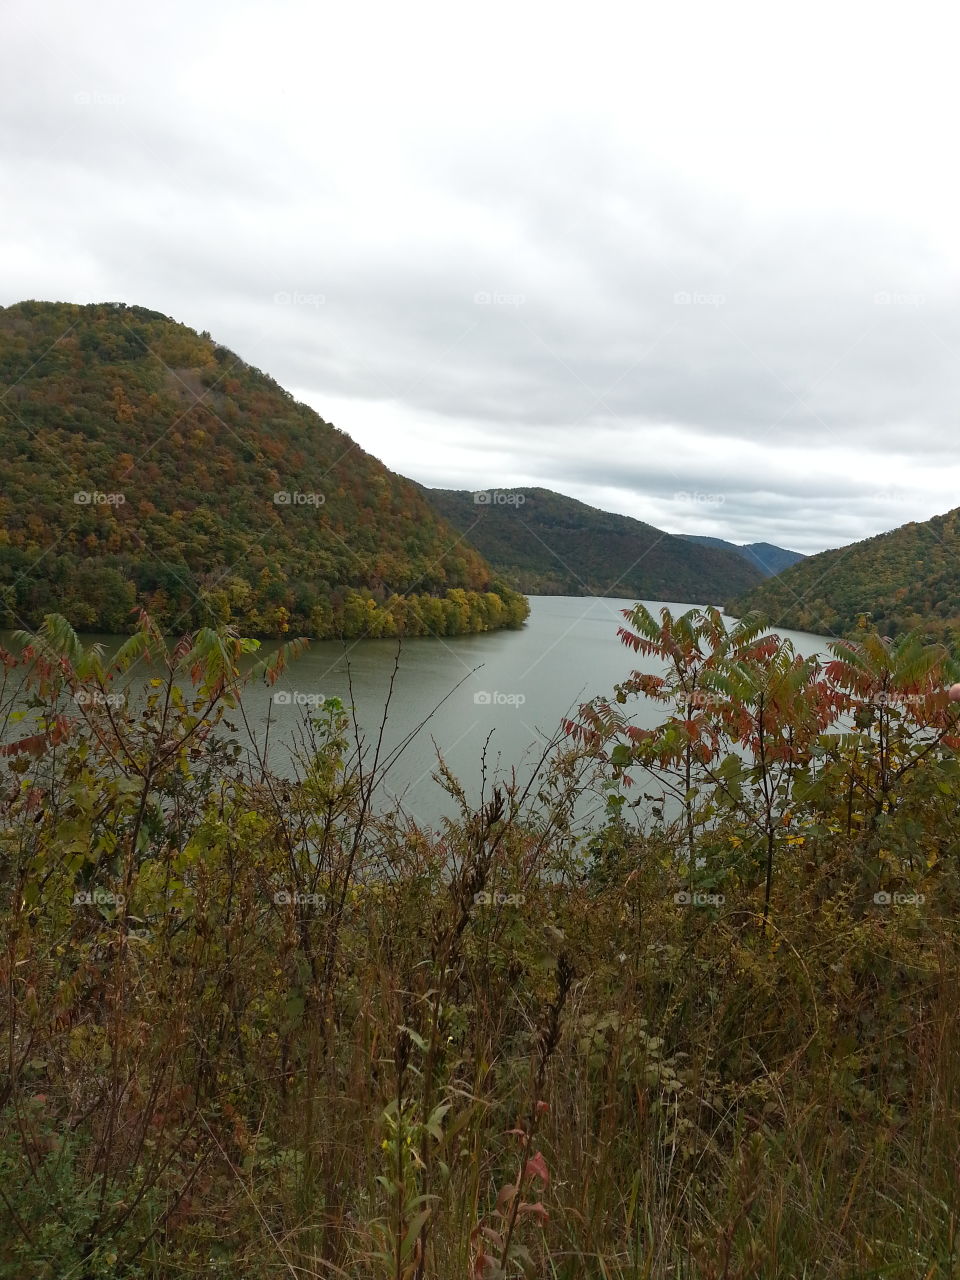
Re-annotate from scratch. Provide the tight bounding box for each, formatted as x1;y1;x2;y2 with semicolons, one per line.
2;597;835;829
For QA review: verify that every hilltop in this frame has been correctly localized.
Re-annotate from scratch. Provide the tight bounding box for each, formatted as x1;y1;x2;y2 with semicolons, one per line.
421;486;763;601
729;505;960;640
0;301;528;638
679;534;805;577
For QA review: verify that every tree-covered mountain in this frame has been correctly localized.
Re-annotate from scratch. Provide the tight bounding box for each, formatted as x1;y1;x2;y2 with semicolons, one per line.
0;301;528;638
728;506;960;641
680;535;805;577
421;486;763;601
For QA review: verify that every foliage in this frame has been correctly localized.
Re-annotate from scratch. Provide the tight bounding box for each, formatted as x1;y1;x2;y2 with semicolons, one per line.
4;608;960;1277
567;603;960;922
423;486;763;600
729;504;960;641
0;301;528;639
679;535;805;577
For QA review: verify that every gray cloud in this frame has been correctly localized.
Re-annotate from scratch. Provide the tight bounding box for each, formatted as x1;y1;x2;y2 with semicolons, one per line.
2;0;959;559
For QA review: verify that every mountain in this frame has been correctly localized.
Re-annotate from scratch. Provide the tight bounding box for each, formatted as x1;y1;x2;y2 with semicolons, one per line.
680;535;805;577
728;506;960;641
0;301;528;638
421;486;763;601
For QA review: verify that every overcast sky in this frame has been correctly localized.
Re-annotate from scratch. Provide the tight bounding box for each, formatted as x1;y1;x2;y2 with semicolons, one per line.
3;0;959;555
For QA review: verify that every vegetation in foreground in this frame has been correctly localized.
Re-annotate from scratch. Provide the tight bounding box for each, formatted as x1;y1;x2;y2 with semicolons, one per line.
3;605;960;1277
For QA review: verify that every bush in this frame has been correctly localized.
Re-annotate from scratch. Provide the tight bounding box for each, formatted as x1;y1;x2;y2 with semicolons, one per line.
2;608;960;1277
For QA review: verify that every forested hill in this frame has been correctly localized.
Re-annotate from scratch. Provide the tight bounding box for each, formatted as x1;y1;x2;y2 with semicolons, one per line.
421;486;763;600
0;301;527;638
680;535;805;577
728;506;960;641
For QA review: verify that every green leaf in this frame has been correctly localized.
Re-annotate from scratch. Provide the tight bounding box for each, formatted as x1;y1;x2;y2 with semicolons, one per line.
425;1101;452;1142
282;991;305;1031
400;1207;432;1262
399;1025;428;1053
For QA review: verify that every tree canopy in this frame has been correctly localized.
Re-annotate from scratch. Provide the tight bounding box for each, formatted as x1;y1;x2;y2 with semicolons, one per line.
0;301;528;638
729;507;960;642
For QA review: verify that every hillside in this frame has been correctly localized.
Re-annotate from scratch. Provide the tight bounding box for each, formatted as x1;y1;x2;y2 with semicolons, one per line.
422;486;763;600
680;535;805;577
0;301;528;638
728;506;960;640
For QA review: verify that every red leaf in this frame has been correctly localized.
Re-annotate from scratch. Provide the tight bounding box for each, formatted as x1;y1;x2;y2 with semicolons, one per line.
496;1182;518;1211
524;1150;550;1186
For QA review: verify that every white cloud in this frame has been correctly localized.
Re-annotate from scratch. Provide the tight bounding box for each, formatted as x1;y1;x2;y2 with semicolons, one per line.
2;0;960;556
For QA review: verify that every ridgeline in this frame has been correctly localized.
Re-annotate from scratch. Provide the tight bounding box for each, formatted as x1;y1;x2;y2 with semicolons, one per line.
729;505;960;641
422;485;763;602
0;300;528;638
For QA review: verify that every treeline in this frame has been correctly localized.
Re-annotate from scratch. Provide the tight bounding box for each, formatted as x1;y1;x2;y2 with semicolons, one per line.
730;503;960;641
423;485;763;600
0;548;527;638
0;300;527;639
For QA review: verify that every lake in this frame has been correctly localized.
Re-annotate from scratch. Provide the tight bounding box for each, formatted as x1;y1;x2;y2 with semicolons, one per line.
2;597;834;831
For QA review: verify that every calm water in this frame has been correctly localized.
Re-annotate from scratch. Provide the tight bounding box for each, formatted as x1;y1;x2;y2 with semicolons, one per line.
2;597;834;830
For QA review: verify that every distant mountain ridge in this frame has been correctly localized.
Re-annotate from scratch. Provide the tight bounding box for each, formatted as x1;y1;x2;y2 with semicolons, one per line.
729;506;960;641
0;300;528;637
680;535;805;577
421;486;763;602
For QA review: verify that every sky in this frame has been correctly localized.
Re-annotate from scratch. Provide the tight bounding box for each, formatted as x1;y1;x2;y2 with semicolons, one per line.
3;0;960;556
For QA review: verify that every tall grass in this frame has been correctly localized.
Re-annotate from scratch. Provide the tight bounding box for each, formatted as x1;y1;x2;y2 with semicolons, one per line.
2;610;960;1278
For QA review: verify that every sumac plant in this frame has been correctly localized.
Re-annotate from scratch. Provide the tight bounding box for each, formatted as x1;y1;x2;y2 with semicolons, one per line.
566;604;960;928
